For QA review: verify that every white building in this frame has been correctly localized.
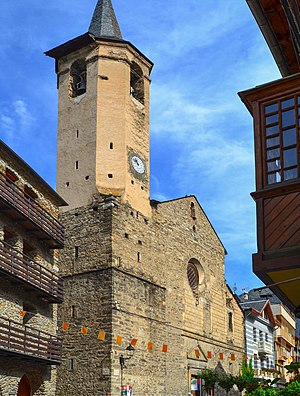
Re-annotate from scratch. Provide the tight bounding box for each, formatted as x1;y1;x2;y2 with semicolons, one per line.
240;298;276;378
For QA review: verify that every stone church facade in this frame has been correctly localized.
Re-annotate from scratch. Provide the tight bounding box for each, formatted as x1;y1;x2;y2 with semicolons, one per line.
44;0;246;394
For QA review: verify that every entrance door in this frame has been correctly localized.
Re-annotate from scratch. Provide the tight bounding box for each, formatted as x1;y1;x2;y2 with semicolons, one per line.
17;375;31;396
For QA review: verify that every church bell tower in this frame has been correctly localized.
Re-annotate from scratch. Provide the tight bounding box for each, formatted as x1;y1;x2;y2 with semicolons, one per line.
46;0;153;217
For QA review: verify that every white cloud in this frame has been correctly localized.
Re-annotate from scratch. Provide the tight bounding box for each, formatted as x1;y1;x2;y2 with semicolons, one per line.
0;99;35;144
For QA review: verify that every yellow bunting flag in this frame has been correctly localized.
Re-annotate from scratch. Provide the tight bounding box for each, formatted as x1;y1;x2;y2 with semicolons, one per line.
98;331;106;341
116;336;122;345
19;310;27;317
147;342;153;351
81;327;88;335
219;353;224;360
162;344;168;353
195;349;200;358
62;322;70;331
131;339;138;347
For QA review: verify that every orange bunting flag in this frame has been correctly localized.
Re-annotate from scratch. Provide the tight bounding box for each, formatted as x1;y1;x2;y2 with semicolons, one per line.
219;353;224;360
195;349;201;358
98;331;106;341
162;344;168;353
81;327;88;335
207;351;212;359
147;342;153;351
19;310;27;317
116;336;122;345
62;322;70;331
231;354;235;361
243;354;248;360
131;339;138;347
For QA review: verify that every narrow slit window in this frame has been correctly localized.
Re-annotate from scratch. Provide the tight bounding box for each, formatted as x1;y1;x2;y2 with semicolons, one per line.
75;161;79;170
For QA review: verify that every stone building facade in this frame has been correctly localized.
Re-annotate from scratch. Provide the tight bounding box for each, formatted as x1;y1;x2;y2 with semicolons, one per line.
0;140;66;395
45;1;246;395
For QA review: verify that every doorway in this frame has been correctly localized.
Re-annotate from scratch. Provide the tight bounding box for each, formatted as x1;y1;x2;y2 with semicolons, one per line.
17;375;31;396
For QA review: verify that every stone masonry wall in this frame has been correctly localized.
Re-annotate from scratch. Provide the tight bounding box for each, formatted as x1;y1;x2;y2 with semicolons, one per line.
57;194;245;396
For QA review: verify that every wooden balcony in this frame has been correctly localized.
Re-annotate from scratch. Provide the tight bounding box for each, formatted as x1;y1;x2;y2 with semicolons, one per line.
0;316;61;364
0;173;64;248
0;241;63;303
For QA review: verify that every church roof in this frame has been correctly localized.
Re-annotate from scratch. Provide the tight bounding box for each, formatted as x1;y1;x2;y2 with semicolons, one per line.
88;0;122;40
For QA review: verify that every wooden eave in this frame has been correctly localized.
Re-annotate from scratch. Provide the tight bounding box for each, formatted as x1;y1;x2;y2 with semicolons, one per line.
0;140;67;207
238;71;300;114
45;33;154;72
246;0;300;76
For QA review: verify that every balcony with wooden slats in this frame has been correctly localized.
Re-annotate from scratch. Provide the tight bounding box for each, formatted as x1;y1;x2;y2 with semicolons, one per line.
0;240;63;303
0;173;64;248
0;317;61;364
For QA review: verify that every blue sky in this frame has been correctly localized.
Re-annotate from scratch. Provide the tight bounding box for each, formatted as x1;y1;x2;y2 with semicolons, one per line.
0;0;281;293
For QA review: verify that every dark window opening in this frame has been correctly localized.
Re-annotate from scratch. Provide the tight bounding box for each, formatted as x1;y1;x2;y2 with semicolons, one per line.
137;252;141;262
110;143;113;149
75;161;79;170
71;305;76;319
24;185;38;200
190;202;196;219
108;174;113;178
5;168;18;182
70;59;87;97
22;303;36;325
85;176;89;180
130;62;144;105
67;359;74;371
66;182;70;187
228;312;233;332
131;180;134;185
74;246;79;259
138;240;142;245
125;233;129;239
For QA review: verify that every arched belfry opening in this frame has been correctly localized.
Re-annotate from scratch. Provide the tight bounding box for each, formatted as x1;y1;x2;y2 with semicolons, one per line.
70;59;87;97
17;375;31;396
130;62;144;104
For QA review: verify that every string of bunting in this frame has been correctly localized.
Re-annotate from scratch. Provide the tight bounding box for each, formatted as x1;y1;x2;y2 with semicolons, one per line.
17;310;237;359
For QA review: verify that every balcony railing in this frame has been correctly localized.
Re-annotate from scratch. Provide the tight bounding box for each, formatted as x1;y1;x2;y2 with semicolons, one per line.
0;241;63;303
0;316;61;364
258;340;273;355
0;173;64;248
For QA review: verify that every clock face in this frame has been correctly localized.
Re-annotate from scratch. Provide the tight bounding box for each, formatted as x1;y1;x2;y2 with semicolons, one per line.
131;155;145;174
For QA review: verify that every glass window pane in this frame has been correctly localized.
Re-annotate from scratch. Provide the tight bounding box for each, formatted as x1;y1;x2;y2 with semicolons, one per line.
266;125;279;136
283;128;296;147
284;168;298;181
267;160;281;172
267;148;280;160
265;103;278;114
266;114;279;125
283;148;297;167
282;109;295;127
281;98;294;109
266;136;280;148
268;172;281;184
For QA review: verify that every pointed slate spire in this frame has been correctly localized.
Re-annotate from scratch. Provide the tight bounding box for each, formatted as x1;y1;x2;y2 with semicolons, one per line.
88;0;123;40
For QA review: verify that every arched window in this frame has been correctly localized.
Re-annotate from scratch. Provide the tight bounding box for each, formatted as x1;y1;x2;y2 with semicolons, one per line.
190;202;196;219
187;258;205;293
70;59;87;97
130;62;144;104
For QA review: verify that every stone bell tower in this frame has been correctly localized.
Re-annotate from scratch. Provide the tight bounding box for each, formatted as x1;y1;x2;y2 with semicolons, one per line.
46;0;153;217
